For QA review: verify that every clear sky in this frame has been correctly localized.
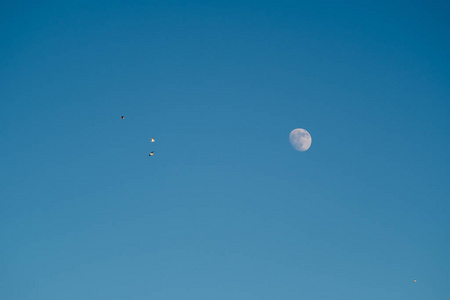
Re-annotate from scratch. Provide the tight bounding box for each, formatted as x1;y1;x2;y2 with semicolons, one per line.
1;1;449;299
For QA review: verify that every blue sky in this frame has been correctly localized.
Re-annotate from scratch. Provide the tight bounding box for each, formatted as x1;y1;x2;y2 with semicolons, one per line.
1;1;449;299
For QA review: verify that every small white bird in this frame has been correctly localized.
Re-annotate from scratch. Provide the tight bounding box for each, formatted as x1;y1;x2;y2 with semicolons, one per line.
413;279;417;283
149;152;154;156
151;137;155;142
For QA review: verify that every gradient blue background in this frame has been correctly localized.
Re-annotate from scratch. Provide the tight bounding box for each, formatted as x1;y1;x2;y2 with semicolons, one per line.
1;1;449;299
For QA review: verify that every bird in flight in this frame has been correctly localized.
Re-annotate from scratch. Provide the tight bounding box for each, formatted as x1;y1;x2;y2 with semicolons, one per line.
413;279;417;283
151;137;155;142
121;116;125;119
149;152;154;156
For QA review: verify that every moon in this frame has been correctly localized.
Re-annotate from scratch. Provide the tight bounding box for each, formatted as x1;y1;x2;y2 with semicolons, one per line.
289;128;312;151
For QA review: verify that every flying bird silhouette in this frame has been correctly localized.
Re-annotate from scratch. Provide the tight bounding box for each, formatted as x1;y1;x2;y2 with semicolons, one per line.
149;152;154;156
151;137;155;142
121;116;124;119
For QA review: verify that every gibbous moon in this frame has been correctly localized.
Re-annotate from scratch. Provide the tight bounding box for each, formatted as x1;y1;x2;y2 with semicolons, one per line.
289;128;312;151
